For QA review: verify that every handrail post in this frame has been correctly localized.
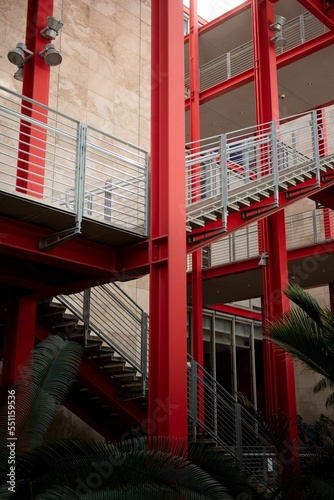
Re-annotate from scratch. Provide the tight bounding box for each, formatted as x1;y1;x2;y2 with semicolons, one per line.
145;152;150;237
311;109;321;186
220;133;228;231
75;122;87;233
83;288;91;348
271;120;279;207
141;312;148;396
236;404;243;463
190;359;198;441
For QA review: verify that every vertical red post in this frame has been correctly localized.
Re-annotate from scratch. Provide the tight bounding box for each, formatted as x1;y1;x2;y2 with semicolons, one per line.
149;0;188;441
189;0;203;368
1;298;36;386
16;0;53;197
252;0;298;479
316;108;334;239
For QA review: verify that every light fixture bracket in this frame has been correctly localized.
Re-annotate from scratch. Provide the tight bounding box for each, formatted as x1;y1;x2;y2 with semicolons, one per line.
269;15;286;32
39;43;62;66
7;43;34;66
40;16;64;40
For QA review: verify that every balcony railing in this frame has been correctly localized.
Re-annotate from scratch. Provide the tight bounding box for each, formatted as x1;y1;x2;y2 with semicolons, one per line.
187;208;334;271
185;11;329;93
186;106;334;230
0;86;149;243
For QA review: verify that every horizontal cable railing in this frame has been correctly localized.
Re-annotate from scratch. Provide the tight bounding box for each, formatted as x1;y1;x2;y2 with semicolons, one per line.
187;208;334;271
57;282;148;388
186;106;334;228
0;86;149;238
185;11;329;93
188;356;280;491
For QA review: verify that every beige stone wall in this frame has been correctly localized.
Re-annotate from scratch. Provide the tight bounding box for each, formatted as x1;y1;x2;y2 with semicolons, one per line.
294;359;333;424
1;0;151;310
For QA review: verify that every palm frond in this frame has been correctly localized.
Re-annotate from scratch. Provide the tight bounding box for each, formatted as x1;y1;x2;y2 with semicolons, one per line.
0;335;84;479
284;284;324;327
313;377;334;394
268;308;334;382
3;439;235;499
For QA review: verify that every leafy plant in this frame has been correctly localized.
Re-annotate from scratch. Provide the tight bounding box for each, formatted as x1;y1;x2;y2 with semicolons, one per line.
0;335;265;499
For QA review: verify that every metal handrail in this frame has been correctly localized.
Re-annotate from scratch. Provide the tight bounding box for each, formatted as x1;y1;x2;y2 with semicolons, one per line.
57;282;149;395
186;107;334;229
187;356;280;492
185;11;329;93
0;86;149;238
187;207;334;271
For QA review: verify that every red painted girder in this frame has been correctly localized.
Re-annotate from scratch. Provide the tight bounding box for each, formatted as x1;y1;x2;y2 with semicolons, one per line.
187;175;334;251
185;32;334;110
310;185;334;209
207;303;262;321
196;69;254;108
197;0;251;35
297;0;334;31
0;216;116;274
277;31;334;68
199;256;260;281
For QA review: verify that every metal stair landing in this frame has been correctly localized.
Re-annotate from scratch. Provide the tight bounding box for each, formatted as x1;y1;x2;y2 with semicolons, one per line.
186;108;334;234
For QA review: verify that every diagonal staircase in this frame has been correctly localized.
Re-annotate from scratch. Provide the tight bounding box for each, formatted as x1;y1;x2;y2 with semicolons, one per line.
37;282;282;496
186;108;334;236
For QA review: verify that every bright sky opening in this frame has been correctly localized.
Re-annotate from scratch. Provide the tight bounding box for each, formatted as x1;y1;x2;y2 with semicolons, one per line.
183;0;247;21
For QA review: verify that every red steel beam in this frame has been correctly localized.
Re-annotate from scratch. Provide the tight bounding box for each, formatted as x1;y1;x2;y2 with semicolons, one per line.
185;27;334;110
189;0;203;368
0;216;116;275
1;298;37;386
149;0;188;440
207;303;262;321
252;0;298;465
297;0;334;30
17;0;53;196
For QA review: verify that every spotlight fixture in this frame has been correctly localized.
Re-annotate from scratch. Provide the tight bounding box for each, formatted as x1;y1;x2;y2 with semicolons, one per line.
39;43;62;66
13;66;24;82
7;42;34;66
269;15;286;32
270;33;287;48
40;16;64;40
258;252;269;266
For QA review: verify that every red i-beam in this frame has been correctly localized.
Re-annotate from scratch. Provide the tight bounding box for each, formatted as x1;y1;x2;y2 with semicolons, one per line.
148;0;188;440
16;0;53;196
189;0;204;367
2;0;53;388
252;0;298;454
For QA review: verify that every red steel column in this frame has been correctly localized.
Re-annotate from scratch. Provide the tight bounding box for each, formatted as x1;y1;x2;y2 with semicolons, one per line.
316;108;334;239
1;298;36;386
16;0;53;196
149;0;188;440
189;0;203;367
252;0;298;445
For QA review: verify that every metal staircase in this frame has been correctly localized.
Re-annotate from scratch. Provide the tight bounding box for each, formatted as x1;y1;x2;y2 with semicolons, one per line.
37;282;281;495
188;357;280;495
186;108;334;233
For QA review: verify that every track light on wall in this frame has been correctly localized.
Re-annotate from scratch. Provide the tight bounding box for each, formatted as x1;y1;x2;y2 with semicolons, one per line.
258;253;269;266
39;43;62;66
7;42;34;66
13;66;24;82
270;33;286;48
40;16;63;40
269;15;286;32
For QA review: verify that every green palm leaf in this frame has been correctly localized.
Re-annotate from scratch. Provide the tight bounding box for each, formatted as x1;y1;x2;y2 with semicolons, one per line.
268;285;334;383
1;439;235;499
0;335;84;479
